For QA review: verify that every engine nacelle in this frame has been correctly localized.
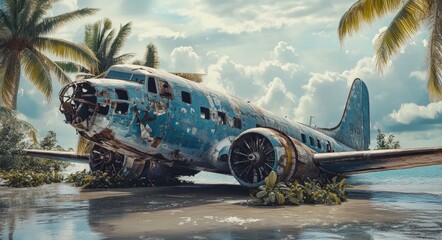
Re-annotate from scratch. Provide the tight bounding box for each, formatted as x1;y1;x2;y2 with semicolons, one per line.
228;128;319;187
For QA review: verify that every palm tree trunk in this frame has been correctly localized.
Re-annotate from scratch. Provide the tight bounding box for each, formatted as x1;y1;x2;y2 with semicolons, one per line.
10;73;20;110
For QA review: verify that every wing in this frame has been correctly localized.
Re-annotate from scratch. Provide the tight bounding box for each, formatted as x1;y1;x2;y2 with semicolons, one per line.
24;149;89;164
313;146;442;175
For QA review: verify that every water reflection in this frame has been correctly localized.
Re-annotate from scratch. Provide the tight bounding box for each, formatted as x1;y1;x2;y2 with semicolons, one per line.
0;166;441;239
0;184;102;240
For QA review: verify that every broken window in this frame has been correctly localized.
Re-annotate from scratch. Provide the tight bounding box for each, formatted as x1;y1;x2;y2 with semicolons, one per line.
317;139;322;149
115;89;128;100
301;134;306;143
234;117;242;129
115;102;129;115
182;91;191;104
200;107;210;120
218;111;227;125
148;77;157;94
97;104;109;115
309;136;315;146
158;80;173;99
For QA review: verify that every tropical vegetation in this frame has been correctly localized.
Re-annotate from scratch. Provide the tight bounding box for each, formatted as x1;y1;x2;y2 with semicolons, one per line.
0;108;69;187
0;0;98;109
66;169;191;189
250;171;351;206
375;129;400;150
339;0;442;100
58;17;134;79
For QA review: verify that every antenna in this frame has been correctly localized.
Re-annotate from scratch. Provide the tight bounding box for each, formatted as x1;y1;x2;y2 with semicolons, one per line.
309;116;315;126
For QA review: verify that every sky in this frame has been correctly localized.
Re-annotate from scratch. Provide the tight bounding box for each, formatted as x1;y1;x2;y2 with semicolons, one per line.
15;0;442;149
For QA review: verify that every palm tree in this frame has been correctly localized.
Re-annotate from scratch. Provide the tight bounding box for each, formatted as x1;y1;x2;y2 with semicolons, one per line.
0;0;98;109
338;0;442;100
133;42;205;83
59;18;134;78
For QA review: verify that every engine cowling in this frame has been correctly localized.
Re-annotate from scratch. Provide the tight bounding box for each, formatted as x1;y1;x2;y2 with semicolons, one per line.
228;128;319;188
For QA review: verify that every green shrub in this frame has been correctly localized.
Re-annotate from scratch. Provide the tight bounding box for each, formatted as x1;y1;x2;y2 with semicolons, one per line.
250;171;351;206
0;169;63;188
66;170;191;189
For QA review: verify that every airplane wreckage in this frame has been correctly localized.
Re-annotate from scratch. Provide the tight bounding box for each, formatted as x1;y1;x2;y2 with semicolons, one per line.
26;64;442;187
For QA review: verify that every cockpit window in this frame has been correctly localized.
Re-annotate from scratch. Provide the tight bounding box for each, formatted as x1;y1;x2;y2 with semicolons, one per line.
131;74;146;82
105;70;146;83
105;70;131;80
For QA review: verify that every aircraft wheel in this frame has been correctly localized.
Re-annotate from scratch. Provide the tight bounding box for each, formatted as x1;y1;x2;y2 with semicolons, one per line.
89;145;125;175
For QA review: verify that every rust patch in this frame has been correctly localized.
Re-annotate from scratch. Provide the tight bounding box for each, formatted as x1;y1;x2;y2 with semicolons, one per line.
90;128;115;143
158;79;173;99
172;150;186;161
151;138;162;148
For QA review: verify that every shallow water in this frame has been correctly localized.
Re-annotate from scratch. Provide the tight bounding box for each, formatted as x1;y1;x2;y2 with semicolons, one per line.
0;165;441;239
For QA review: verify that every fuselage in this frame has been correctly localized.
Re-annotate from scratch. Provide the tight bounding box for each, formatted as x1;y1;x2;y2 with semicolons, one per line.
60;64;354;175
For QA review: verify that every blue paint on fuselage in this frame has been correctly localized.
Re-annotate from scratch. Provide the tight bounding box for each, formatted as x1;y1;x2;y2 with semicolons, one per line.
82;65;354;174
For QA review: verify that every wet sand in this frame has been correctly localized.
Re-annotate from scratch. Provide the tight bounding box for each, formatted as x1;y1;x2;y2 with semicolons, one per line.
1;182;441;239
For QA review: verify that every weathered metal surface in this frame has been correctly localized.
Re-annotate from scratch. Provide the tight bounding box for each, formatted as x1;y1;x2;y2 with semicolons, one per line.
317;79;370;151
50;64;442;187
314;146;442;174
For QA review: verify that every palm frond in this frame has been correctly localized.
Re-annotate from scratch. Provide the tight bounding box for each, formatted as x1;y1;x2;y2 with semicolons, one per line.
374;0;432;73
30;48;72;86
16;0;33;32
113;53;135;65
0;5;15;31
34;37;98;71
20;48;52;101
1;51;20;109
426;1;442;100
338;0;403;44
172;72;205;83
36;8;98;35
25;0;54;29
55;61;82;73
108;22;132;63
76;136;94;154
28;129;38;144
144;42;159;68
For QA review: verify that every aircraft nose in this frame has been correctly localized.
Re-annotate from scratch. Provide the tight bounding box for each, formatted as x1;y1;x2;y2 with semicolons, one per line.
59;81;97;127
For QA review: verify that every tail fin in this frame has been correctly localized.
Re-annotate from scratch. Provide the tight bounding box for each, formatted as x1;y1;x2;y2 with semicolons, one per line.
318;79;370;150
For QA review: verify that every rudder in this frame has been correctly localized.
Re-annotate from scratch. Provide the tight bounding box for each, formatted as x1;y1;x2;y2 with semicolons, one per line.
318;79;370;150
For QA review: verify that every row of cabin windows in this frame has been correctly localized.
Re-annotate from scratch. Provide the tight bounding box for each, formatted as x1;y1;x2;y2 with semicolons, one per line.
301;133;332;152
200;106;242;129
147;78;242;129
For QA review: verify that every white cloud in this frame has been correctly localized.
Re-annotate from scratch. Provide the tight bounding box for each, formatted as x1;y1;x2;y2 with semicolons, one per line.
137;26;186;40
169;46;203;73
168;0;338;34
409;70;426;81
256;78;297;118
389;102;442;124
272;41;299;63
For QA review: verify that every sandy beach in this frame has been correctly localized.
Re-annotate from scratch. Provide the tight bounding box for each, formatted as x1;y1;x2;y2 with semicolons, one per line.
1;178;441;239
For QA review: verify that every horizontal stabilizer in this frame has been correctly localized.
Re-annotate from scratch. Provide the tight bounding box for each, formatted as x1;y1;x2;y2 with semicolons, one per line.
24;149;89;164
313;146;442;174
